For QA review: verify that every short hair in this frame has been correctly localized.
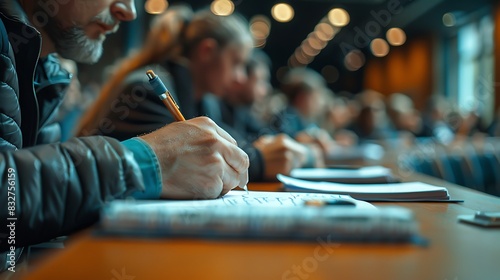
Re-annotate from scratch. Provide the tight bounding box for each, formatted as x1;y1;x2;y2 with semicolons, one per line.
281;67;327;103
245;49;271;76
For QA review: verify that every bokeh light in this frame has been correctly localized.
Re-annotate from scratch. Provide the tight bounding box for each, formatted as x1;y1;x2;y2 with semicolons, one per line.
386;27;406;46
211;0;234;16
328;8;350;27
315;22;336;41
145;0;168;14
250;15;271;40
295;48;313;65
370;38;390;57
307;34;327;50
301;42;321;57
344;50;365;71
272;3;295;23
254;38;267;48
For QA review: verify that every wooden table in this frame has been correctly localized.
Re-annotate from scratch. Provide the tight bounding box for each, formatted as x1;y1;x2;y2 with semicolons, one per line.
17;174;500;280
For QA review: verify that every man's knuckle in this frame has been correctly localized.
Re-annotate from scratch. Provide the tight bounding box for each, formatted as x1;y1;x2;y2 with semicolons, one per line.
198;116;216;126
241;153;250;169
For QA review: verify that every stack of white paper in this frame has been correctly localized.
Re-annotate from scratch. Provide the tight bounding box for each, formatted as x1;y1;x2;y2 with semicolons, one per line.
290;166;395;184
278;174;455;202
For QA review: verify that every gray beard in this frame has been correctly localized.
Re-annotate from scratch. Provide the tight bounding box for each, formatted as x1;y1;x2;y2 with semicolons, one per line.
48;26;104;64
39;6;106;65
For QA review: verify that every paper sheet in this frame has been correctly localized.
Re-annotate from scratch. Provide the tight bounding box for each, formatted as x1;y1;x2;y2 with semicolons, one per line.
278;174;451;201
291;166;392;179
125;190;376;210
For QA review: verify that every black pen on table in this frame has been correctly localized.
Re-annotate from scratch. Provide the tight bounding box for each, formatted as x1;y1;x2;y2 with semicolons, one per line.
146;70;249;194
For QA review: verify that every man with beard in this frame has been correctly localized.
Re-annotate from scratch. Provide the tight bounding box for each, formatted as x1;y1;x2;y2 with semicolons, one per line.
0;0;249;272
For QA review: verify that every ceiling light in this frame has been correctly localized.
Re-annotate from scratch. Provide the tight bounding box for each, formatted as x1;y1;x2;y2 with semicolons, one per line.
315;22;336;41
344;50;365;71
254;38;267;48
250;15;271;40
295;49;313;64
145;0;168;14
386;27;406;46
370;38;390;57
272;3;294;23
211;0;234;16
328;8;350;27
307;34;327;50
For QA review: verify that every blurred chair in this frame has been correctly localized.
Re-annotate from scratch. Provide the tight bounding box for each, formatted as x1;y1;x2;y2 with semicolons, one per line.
402;138;500;197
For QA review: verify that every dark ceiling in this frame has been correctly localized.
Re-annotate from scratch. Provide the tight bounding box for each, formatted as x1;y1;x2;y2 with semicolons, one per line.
83;0;495;94
175;0;493;92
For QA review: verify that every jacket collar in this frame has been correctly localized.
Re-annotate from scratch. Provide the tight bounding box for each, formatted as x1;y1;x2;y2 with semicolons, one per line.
0;0;43;147
0;0;33;29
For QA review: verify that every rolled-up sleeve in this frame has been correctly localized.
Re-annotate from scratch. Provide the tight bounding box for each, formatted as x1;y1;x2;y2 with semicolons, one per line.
121;137;162;199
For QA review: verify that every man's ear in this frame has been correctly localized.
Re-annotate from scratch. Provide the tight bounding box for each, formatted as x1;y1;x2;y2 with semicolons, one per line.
195;38;218;62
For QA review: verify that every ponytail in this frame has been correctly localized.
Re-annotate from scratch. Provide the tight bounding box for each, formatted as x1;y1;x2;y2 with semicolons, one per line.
77;7;252;135
77;5;193;135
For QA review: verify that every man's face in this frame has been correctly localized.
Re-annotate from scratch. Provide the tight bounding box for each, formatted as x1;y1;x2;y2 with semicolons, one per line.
37;0;136;64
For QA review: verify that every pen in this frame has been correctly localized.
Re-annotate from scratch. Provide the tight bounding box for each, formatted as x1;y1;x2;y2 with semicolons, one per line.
146;70;186;121
146;70;249;195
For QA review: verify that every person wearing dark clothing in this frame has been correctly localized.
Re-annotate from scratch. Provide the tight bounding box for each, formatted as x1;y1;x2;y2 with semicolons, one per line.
0;1;248;272
76;7;255;157
78;8;318;181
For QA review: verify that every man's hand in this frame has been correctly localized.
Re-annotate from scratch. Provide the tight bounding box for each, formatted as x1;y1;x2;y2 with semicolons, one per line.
140;117;249;199
253;134;309;181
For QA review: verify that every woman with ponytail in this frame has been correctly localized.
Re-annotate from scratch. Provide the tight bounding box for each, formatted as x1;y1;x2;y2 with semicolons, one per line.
77;6;321;182
77;6;253;138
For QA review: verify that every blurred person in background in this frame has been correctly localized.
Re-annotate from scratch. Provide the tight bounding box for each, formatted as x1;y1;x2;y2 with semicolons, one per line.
350;89;396;141
487;111;500;137
218;49;324;179
321;95;358;147
269;68;329;137
421;95;456;144
387;93;423;135
268;67;335;156
78;6;253;137
78;7;315;181
218;49;272;141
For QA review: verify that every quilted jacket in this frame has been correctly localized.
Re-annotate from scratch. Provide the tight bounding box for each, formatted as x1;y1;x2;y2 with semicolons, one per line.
0;0;145;269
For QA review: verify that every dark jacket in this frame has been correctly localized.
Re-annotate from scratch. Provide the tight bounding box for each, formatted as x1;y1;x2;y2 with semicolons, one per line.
86;61;265;181
268;106;318;138
218;101;269;143
0;0;144;264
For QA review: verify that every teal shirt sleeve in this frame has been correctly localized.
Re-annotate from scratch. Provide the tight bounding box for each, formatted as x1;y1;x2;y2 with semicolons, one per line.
121;137;162;199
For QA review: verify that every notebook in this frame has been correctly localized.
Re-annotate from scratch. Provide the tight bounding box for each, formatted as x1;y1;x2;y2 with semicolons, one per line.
278;174;461;202
99;191;422;243
290;166;396;184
